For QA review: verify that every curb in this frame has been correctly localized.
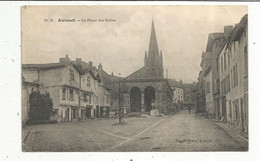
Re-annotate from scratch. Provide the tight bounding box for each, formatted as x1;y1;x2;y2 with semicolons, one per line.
216;122;248;144
23;128;31;143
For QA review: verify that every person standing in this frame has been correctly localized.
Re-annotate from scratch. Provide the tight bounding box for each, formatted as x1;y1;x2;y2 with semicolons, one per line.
188;106;191;114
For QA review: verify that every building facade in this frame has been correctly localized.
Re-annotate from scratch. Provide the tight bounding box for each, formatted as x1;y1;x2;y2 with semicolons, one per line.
122;21;174;114
218;14;248;133
22;55;111;123
168;79;184;110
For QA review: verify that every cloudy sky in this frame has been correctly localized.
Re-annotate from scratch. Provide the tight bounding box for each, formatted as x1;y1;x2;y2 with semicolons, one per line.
22;5;247;83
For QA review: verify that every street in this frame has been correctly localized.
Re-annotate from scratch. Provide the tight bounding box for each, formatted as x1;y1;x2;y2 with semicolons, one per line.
22;110;248;152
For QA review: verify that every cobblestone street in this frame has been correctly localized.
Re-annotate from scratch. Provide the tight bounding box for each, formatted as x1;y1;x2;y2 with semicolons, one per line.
22;110;248;152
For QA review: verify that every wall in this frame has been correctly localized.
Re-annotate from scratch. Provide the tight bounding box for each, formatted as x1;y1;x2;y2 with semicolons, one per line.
205;69;214;115
219;25;248;132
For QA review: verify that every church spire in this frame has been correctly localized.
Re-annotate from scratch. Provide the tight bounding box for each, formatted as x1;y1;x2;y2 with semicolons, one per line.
147;20;160;66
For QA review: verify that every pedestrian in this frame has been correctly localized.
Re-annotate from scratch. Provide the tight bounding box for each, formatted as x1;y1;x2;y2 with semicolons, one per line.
188;105;191;114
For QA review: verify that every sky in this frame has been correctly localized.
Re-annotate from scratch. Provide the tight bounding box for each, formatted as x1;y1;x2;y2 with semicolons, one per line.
22;5;247;83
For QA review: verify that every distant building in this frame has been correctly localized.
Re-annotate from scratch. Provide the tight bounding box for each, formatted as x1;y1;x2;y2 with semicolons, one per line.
204;31;229;117
168;79;184;110
182;82;196;109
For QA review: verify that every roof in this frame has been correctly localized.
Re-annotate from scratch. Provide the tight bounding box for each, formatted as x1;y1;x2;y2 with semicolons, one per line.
22;63;65;70
232;14;248;41
206;33;225;52
125;66;146;80
168;79;182;88
203;67;212;77
22;62;81;73
80;69;97;80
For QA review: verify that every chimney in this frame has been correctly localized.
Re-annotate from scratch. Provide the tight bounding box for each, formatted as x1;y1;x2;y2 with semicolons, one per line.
98;63;103;70
89;61;93;70
59;55;70;65
224;25;233;38
76;58;82;69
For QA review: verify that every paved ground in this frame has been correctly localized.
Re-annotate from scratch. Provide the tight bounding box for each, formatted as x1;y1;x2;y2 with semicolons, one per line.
22;110;248;152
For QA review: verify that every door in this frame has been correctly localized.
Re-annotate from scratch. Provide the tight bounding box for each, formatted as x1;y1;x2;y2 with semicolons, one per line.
221;97;226;119
66;108;70;122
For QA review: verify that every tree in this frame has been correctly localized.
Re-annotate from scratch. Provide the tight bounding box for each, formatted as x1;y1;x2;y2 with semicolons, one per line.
29;91;53;121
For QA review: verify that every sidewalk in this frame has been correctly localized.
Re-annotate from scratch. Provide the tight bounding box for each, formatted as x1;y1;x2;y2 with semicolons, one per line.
215;121;248;144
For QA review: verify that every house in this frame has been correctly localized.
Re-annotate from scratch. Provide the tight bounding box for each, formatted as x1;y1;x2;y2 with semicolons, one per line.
168;79;184;110
203;26;232;118
22;55;81;122
79;69;96;119
218;14;248;133
204;67;214;115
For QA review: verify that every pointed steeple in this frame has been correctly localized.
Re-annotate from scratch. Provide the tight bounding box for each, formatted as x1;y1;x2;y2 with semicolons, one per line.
147;20;160;67
144;50;148;66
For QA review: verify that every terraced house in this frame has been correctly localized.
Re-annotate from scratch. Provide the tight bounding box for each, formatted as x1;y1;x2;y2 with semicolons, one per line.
22;55;111;123
218;14;248;133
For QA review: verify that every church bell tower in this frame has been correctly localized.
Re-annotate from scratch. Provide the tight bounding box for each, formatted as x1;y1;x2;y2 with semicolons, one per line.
144;20;164;78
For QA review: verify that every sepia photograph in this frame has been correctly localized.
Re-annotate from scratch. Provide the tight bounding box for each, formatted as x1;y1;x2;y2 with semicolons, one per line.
21;5;248;152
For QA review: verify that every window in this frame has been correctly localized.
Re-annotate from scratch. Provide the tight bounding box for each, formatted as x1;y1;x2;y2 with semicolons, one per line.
70;69;74;81
216;78;220;92
235;63;238;86
72;109;76;119
233;66;236;87
221;57;223;73
227;75;230;92
231;70;233;88
244;44;248;75
216;58;219;71
62;87;66;100
83;93;87;102
206;82;210;93
69;88;73;100
227;51;230;66
107;95;109;103
224;52;227;71
89;95;92;104
87;76;90;87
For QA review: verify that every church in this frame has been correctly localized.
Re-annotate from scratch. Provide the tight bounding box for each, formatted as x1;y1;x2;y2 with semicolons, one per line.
122;21;174;114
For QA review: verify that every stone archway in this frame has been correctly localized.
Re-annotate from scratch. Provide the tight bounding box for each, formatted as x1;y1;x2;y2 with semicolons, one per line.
144;86;156;112
130;87;141;112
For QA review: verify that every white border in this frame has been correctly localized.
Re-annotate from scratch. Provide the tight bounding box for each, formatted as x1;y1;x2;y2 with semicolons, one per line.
0;1;259;161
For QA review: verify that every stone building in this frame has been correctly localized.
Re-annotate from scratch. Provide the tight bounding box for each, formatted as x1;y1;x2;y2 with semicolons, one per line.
22;55;111;123
204;31;230;117
22;57;81;122
218;14;248;133
122;21;174;114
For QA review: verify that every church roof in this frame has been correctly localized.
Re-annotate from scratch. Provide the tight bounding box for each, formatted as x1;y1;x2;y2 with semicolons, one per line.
125;66;146;80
